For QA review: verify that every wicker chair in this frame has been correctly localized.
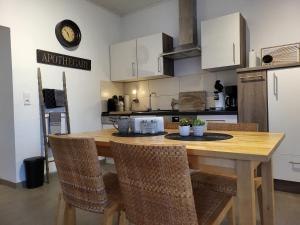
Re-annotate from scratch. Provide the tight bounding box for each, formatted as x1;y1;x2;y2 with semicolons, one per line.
49;135;123;225
192;122;263;222
111;141;235;225
207;122;258;132
165;122;179;129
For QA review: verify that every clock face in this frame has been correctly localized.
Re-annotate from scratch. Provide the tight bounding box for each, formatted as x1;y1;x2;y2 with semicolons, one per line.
55;20;81;48
61;26;75;43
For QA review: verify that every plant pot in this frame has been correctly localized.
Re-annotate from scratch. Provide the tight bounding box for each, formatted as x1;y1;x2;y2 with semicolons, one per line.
179;126;190;136
193;125;205;136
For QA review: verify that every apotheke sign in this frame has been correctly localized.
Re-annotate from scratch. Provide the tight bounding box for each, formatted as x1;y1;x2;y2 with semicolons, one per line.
36;49;91;71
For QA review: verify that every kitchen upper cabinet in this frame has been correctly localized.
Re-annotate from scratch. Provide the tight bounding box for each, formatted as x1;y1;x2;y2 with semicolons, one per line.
237;70;268;131
201;12;246;70
268;67;300;182
137;33;174;80
110;39;138;82
110;33;174;82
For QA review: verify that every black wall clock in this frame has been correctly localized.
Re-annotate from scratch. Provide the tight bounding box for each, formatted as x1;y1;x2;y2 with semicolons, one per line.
55;20;81;48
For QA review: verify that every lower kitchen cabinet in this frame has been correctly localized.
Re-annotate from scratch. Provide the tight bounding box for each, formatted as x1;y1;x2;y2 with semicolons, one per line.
237;70;268;131
197;115;238;129
268;67;300;182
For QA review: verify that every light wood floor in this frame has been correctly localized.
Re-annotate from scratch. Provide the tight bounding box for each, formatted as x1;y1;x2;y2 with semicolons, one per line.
0;163;299;225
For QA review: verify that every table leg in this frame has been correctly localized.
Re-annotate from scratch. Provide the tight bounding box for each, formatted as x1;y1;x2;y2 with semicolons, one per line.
261;160;275;225
236;160;256;225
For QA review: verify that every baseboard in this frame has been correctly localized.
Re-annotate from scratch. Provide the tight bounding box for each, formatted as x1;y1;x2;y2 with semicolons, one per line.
0;178;24;189
274;179;300;194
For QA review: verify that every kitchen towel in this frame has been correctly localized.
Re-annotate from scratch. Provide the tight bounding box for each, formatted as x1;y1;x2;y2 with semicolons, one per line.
54;90;65;107
49;112;61;134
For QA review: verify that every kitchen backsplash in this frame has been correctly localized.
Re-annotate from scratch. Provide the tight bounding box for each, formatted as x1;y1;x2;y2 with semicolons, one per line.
101;71;237;112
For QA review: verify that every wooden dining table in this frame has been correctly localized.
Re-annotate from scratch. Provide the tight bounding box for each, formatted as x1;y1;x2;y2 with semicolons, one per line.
68;128;284;225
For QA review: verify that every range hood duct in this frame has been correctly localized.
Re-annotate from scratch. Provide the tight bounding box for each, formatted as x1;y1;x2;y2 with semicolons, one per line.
161;0;201;60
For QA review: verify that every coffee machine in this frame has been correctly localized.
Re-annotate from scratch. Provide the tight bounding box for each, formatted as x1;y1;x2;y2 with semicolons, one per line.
224;86;237;111
213;80;225;111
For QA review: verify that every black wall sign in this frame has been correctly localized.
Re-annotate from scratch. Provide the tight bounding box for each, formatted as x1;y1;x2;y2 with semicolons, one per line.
36;49;91;71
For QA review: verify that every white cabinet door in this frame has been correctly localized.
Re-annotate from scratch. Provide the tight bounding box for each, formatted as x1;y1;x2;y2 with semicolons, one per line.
268;67;300;156
110;40;137;82
201;12;244;70
137;33;163;79
268;67;300;181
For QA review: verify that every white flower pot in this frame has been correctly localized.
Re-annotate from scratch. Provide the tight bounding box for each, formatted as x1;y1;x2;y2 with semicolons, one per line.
179;126;190;136
193;125;205;136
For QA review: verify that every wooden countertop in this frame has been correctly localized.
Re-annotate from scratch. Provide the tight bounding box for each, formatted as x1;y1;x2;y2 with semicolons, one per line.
67;129;284;162
236;62;300;73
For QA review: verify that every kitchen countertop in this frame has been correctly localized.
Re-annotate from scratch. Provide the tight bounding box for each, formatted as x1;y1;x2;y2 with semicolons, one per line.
101;110;237;117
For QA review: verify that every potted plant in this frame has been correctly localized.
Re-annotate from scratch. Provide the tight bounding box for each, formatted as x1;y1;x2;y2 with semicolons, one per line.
179;118;191;136
192;119;205;136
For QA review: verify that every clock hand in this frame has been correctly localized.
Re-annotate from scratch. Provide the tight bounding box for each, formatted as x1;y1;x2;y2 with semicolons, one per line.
63;28;70;38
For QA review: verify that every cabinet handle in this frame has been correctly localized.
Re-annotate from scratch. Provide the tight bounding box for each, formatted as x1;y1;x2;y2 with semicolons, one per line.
233;43;236;64
289;161;300;165
157;56;161;73
273;73;278;100
132;62;136;76
240;75;264;81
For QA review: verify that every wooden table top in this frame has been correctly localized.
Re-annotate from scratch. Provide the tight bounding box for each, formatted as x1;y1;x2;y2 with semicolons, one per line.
68;129;284;162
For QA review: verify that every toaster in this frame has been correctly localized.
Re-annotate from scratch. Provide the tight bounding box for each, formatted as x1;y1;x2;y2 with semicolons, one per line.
131;117;164;134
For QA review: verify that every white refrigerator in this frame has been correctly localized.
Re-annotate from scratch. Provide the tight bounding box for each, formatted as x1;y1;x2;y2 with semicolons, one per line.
268;67;300;182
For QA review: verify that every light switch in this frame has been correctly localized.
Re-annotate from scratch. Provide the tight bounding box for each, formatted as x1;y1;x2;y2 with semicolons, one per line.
23;92;31;106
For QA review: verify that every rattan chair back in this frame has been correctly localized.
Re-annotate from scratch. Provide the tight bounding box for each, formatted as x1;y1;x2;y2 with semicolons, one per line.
111;141;198;225
207;122;258;132
49;135;108;213
165;122;179;129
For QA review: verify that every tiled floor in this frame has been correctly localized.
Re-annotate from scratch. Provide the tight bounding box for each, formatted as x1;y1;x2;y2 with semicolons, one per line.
0;164;299;225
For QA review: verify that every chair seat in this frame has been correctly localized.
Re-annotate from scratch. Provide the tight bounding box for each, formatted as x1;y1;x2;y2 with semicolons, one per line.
191;172;237;196
192;185;232;225
103;172;122;205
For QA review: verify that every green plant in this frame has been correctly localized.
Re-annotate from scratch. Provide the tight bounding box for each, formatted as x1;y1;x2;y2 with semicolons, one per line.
193;119;205;126
179;118;190;126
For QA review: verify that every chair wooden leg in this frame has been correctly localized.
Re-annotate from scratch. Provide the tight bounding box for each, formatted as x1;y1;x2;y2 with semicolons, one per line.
257;186;264;225
103;202;119;225
55;192;64;225
227;203;236;225
64;202;76;225
119;210;128;225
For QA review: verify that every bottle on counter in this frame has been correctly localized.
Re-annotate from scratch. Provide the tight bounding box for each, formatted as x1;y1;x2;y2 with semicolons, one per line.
118;96;124;112
124;95;130;111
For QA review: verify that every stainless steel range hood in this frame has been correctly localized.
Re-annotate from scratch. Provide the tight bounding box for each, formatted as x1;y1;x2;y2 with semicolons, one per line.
161;0;201;60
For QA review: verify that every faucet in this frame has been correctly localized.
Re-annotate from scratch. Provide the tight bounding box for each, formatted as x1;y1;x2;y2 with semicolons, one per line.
148;92;157;111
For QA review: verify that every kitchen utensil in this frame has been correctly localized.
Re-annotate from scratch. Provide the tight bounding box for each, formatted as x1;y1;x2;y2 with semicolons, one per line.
178;91;206;112
225;85;237;111
112;117;130;134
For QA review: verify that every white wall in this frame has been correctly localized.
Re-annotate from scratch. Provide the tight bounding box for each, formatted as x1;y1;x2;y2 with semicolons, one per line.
0;26;16;182
120;0;300;77
0;0;121;182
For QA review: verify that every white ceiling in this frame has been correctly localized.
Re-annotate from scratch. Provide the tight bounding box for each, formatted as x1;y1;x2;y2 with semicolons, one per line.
88;0;167;16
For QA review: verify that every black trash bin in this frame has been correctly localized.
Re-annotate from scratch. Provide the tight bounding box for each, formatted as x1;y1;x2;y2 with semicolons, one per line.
24;156;44;189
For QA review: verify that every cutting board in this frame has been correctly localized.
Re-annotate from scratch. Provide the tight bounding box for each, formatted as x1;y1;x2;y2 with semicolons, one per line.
178;91;206;112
